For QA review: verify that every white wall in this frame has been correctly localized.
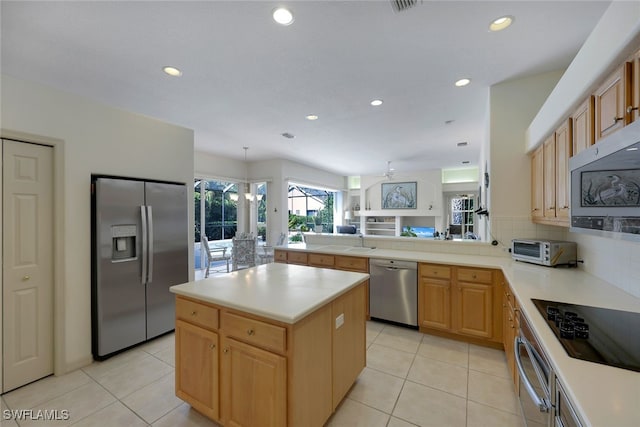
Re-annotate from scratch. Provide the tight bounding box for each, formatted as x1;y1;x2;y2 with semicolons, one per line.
488;71;568;252
1;74;194;373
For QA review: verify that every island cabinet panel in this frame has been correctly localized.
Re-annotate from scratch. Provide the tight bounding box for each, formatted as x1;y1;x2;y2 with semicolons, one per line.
308;253;335;268
176;297;219;329
175;297;221;422
221;312;287;354
331;284;366;409
220;337;287;427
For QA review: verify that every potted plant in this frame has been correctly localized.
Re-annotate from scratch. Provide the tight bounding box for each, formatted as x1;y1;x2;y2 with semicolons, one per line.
314;216;323;233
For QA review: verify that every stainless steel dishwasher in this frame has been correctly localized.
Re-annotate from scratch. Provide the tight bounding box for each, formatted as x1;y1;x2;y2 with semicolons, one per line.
369;259;418;327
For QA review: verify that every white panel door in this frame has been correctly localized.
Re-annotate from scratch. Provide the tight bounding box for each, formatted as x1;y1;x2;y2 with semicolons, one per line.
2;139;53;393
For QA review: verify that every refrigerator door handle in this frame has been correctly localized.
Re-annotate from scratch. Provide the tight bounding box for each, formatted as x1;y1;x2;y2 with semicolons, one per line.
147;205;154;284
141;205;148;284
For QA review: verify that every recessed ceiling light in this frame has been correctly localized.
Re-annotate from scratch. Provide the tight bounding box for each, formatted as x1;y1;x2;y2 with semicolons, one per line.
370;99;383;106
305;115;318;121
489;15;514;32
457;142;468;147
455;78;471;87
162;66;182;77
273;8;294;25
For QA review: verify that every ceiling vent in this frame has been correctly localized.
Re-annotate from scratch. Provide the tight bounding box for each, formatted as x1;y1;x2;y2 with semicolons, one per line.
390;0;423;13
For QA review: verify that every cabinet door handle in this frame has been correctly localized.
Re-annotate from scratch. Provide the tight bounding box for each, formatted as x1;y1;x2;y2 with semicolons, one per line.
247;328;255;336
191;311;197;316
472;274;477;279
210;343;216;350
613;116;624;123
223;348;229;354
627;106;638;114
22;275;31;281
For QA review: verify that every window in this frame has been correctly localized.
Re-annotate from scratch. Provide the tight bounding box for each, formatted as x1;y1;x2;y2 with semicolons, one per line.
448;194;476;238
287;184;336;241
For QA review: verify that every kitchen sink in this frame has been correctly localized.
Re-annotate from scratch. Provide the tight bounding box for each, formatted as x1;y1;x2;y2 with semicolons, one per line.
345;247;376;252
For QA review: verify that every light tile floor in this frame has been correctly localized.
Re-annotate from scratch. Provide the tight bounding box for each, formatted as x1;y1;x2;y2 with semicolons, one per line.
1;322;523;427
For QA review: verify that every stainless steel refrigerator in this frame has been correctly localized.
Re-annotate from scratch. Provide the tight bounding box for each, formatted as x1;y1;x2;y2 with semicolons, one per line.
91;176;188;359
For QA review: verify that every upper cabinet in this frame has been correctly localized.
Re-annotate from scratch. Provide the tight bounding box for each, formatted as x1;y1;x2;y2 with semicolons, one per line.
594;62;632;142
631;49;640;123
571;96;595;156
531;119;572;227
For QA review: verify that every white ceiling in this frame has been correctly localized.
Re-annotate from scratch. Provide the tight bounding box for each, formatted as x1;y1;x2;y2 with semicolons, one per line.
0;0;611;176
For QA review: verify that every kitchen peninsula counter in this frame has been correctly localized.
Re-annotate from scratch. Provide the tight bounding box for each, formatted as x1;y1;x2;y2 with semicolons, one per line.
276;243;640;427
169;263;369;426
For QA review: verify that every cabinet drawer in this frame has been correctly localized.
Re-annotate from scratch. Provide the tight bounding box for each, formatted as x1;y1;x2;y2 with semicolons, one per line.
176;297;219;330
420;264;451;279
308;253;335;267
335;256;368;272
457;268;493;284
221;312;287;354
287;251;308;265
274;250;287;263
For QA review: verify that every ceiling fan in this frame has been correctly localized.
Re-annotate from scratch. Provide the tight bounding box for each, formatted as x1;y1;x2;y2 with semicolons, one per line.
383;161;395;179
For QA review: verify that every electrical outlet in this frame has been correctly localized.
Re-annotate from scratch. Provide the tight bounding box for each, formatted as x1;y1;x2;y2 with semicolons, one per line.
335;313;344;329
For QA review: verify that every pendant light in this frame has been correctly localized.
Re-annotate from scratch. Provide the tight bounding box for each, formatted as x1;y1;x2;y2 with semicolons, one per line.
243;147;253;201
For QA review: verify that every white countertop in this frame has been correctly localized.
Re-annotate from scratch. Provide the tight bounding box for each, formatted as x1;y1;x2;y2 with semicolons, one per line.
169;262;369;324
278;243;640;427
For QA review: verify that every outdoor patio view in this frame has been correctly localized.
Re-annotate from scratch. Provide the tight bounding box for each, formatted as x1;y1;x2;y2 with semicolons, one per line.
288;184;335;242
194;179;267;273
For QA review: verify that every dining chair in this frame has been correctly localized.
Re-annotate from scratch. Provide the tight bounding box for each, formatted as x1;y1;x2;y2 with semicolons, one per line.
202;235;231;277
232;234;257;270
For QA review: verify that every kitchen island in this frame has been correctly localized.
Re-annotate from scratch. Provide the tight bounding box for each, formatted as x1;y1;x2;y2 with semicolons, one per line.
169;262;369;427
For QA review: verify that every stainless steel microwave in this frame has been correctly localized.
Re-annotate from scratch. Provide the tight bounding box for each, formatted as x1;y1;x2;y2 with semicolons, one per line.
511;239;577;267
569;119;640;242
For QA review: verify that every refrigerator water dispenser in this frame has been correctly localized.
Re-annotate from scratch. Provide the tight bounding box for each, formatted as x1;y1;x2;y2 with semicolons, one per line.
111;225;137;260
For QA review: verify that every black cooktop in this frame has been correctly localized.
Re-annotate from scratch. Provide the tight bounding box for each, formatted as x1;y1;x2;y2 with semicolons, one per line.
532;299;640;373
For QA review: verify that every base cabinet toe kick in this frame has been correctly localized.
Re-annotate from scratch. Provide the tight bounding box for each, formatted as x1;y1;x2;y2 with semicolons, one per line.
174;281;367;427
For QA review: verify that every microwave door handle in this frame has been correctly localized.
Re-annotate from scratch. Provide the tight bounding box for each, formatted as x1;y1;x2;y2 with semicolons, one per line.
514;336;551;413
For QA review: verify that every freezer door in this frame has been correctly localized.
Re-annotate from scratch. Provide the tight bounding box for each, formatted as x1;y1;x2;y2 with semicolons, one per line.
144;181;188;339
93;178;146;357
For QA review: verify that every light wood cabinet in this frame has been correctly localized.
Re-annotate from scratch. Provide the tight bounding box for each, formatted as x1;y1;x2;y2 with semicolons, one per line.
555;119;572;221
418;263;452;330
632;49;640;123
418;263;501;346
594;62;632;142
571;96;595;156
531;144;544;220
175;278;367;427
175;313;219;420
454;269;493;339
531;119;572;227
308;253;335;268
543;134;556;219
220;336;287;427
501;277;519;391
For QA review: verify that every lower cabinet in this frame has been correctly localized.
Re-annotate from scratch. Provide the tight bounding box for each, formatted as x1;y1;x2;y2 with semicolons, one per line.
220;337;287;427
502;278;519;390
418;263;502;345
175;320;219;420
175;281;366;427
